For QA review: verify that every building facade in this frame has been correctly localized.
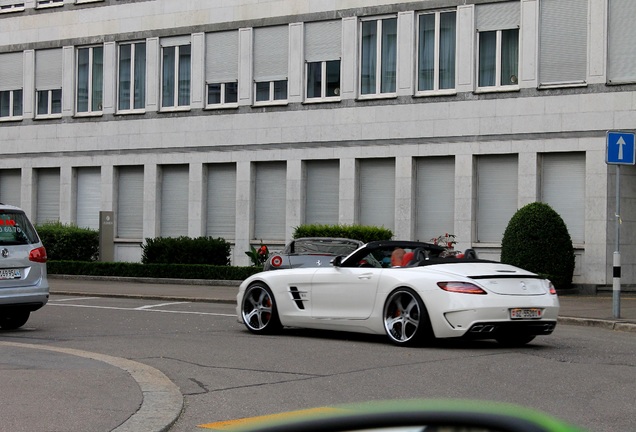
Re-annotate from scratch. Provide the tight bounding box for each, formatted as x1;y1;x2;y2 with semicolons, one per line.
0;0;635;288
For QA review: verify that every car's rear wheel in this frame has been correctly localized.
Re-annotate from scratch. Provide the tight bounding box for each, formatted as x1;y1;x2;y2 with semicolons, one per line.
383;288;433;346
0;311;30;330
241;283;282;334
495;334;536;347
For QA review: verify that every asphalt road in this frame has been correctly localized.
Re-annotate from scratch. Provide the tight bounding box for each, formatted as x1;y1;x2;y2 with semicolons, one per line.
1;293;634;432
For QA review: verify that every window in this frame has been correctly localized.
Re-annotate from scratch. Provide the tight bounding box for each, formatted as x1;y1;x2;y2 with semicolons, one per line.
539;0;588;86
36;0;63;8
75;167;101;230
0;52;23;120
475;2;520;90
205;31;239;108
305;160;339;225
0;1;25;13
36;168;60;225
360;17;397;96
161;37;191;110
116;166;143;239
417;11;456;93
0;169;21;207
206;164;236;239
253;26;289;105
305;21;342;101
77;46;104;114
254;162;286;240
415;157;455;242
541;153;585;244
476;155;518;243
35;49;63;117
359;159;395;230
118;42;146;112
608;0;636;84
160;165;189;237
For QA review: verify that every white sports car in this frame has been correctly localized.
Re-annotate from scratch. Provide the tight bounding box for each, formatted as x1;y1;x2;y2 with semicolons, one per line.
237;240;559;347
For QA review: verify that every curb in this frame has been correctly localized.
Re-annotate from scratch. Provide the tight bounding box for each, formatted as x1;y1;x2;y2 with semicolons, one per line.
50;290;237;305
0;341;183;432
558;316;636;333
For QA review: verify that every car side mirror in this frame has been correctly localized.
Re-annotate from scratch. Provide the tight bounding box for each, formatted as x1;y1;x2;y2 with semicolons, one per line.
331;256;343;267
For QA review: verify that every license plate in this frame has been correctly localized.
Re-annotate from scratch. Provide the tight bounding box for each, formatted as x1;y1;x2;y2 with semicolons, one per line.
0;269;20;280
510;308;542;319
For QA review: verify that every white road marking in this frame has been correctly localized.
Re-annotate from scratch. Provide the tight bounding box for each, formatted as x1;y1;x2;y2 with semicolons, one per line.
49;303;235;317
135;301;189;310
50;297;100;302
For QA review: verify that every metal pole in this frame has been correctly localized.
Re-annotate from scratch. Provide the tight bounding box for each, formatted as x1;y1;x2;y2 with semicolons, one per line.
613;165;621;319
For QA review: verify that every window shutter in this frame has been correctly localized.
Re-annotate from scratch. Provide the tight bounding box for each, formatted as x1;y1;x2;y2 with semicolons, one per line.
254;162;286;240
205;31;239;83
475;1;520;31
76;167;101;230
206;163;236;239
117;166;143;239
608;0;636;83
415;157;455;242
0;169;21;207
539;0;588;85
0;52;24;91
305;160;339;225
541;153;585;244
35;49;63;90
305;21;342;62
36;168;60;224
254;26;289;81
476;155;518;243
160;35;191;47
359;159;395;230
160;165;189;238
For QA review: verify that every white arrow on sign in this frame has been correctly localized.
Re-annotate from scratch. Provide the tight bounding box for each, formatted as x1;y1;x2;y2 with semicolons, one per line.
617;136;625;160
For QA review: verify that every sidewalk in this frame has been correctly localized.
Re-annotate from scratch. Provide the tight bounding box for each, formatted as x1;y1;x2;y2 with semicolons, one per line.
49;275;636;333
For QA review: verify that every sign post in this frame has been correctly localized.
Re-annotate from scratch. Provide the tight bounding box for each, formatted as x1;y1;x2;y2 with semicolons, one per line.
606;131;636;319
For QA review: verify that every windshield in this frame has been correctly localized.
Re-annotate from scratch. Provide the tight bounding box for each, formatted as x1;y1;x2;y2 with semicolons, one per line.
292;239;361;255
0;211;40;245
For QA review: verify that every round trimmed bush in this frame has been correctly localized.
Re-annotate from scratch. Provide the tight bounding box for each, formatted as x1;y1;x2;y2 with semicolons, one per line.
500;202;575;290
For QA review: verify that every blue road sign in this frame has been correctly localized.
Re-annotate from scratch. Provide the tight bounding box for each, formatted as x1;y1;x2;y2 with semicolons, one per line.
607;131;636;165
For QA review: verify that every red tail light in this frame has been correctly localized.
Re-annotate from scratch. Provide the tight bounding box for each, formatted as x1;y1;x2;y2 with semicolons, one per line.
29;246;47;263
270;255;283;267
437;281;487;295
548;281;557;295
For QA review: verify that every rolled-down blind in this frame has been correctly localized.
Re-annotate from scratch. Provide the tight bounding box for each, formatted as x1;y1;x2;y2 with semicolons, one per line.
160;165;189;238
541;153;585;244
36;168;60;224
359;159;395;230
254;26;289;81
206;163;236;239
160;35;191;47
0;169;21;207
76;167;101;230
475;1;520;31
206;31;239;83
0;52;23;91
117;166;143;239
608;0;636;83
539;0;588;85
35;48;63;90
254;162;286;240
415;157;455;243
305;20;342;62
476;155;518;243
305;160;339;225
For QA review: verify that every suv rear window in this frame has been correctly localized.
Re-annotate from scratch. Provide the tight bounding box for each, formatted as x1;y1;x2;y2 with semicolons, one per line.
0;211;40;245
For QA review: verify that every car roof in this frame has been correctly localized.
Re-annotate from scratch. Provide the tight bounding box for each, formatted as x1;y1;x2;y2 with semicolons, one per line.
0;203;25;212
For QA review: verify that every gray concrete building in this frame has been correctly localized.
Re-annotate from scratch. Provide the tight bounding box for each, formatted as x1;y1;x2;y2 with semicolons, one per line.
0;0;635;289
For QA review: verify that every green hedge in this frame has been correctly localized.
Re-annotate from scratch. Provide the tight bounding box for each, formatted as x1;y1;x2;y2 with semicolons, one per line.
36;222;99;261
293;224;393;243
47;261;261;280
142;236;231;266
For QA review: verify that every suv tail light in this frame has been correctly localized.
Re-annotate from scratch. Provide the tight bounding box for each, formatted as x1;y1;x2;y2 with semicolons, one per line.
29;246;47;263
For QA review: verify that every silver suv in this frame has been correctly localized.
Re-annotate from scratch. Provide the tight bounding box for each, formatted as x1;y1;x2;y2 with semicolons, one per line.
0;204;48;330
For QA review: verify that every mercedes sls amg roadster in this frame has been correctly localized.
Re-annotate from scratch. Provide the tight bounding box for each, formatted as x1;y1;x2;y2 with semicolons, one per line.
237;240;559;346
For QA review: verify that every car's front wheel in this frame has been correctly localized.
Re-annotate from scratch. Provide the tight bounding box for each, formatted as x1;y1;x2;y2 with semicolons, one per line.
241;283;282;334
0;311;30;330
383;288;432;346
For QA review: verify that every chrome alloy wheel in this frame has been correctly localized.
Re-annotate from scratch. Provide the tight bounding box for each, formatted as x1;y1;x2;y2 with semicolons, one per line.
242;284;281;334
383;288;424;345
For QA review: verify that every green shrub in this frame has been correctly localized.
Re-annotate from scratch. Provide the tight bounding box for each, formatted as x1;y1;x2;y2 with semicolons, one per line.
141;236;231;266
47;260;260;280
293;224;393;243
500;202;575;289
36;221;99;261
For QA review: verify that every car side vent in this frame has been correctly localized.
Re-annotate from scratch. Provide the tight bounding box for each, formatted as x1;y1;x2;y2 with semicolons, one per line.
289;286;305;310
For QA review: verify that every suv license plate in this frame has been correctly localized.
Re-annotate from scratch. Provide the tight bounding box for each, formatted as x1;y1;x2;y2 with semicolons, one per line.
510;308;542;319
0;269;20;280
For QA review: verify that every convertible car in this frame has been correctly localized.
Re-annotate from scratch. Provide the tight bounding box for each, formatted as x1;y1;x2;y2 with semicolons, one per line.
237;240;559;347
263;237;363;271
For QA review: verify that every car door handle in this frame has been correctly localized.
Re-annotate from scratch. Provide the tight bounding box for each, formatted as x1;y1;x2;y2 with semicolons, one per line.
358;273;373;280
